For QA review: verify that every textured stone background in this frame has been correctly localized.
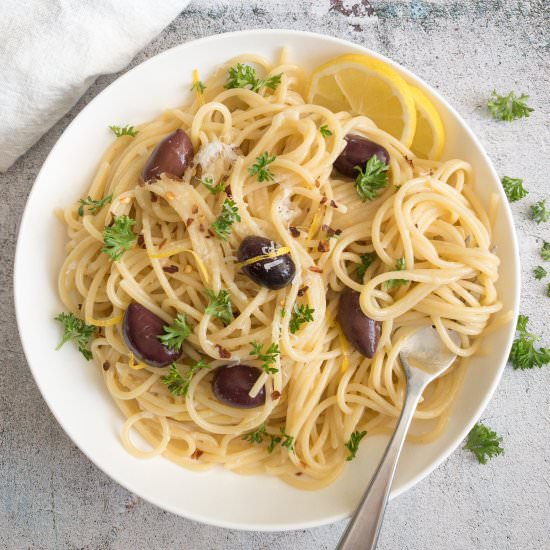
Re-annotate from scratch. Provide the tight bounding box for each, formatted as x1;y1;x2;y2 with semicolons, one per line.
1;1;549;549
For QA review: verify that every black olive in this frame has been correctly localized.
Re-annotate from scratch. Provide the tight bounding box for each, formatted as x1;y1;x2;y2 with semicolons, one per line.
123;303;182;367
142;129;194;182
237;236;296;290
334;134;390;178
212;364;266;408
338;287;381;358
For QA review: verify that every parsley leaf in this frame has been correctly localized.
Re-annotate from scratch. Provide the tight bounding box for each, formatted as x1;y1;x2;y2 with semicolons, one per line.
250;340;280;374
487;90;533;121
289;303;314;334
354;155;389;201
357;252;376;281
530;200;550;224
158;313;191;351
533;266;547;280
225;63;282;93
205;289;233;325
501;176;528;203
280;427;295;452
345;430;367;461
212;198;240;240
190;80;206;94
267;433;282;453
248;152;276;183
54;312;96;360
541;242;550;261
509;314;550;370
109;125;138;137
201;176;225;194
464;423;503;464
101;215;137;261
385;258;408;290
320;124;333;137
547;282;550;298
78;194;113;216
242;423;267;444
162;360;210;397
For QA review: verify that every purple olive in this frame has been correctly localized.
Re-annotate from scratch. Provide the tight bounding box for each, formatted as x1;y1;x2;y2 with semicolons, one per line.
334;134;390;178
212;364;266;408
142;129;194;182
123;303;182;367
338;287;381;358
238;236;296;290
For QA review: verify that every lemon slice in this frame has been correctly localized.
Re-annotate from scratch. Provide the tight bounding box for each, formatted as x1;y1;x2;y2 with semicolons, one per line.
409;86;445;160
308;54;417;147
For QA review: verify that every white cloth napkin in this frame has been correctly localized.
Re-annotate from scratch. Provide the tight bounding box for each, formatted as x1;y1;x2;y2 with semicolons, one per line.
0;0;190;172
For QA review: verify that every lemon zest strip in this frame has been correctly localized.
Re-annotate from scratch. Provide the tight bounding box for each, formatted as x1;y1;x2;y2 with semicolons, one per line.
236;246;291;268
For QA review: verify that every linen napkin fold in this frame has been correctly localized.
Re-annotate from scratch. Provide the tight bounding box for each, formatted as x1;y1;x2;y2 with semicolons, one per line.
0;0;190;172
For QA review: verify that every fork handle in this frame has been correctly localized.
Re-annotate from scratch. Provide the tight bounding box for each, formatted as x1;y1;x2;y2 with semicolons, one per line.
337;372;429;550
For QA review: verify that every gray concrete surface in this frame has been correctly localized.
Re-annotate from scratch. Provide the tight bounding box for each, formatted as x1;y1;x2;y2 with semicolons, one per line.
1;1;549;549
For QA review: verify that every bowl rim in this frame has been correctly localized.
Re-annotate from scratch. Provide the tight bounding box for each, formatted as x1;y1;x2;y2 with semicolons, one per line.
13;28;520;531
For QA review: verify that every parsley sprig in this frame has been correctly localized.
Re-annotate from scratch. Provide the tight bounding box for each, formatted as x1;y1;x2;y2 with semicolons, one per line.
385;258;408;290
320;124;333;137
212;198;240;240
54;312;96;360
509;315;550;370
242;423;267;444
248;152;276;183
78;194;113;216
158;313;191;351
289;304;314;334
541;242;550;261
250;340;280;374
200;176;225;194
162;360;210;397
487;90;533;121
533;266;547;280
109;125;138;137
345;430;367;461
225;63;282;93
102;215;137;261
354;156;389;201
464;423;503;464
357;252;376;281
530;200;549;224
501;176;528;203
205;289;233;326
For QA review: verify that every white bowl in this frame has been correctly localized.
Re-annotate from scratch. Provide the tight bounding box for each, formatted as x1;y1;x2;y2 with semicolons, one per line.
14;29;520;531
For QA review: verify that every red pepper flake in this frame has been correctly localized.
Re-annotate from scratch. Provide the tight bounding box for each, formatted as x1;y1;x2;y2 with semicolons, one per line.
289;226;300;238
330;200;338;208
224;185;232;197
295;472;303;477
315;180;321;188
77;303;82;310
309;266;323;274
137;234;145;247
404;155;414;168
317;240;330;253
162;265;179;273
191;449;203;460
215;344;231;359
158;239;167;250
192;204;199;214
102;361;110;371
186;218;194;227
297;286;309;297
320;196;328;205
151;193;158;203
271;390;281;400
199;224;205;232
208;229;215;237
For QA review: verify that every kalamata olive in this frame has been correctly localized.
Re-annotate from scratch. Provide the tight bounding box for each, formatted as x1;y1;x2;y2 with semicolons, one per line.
338;287;381;358
142;129;194;182
237;236;296;290
334;134;390;178
123;303;182;367
212;364;266;408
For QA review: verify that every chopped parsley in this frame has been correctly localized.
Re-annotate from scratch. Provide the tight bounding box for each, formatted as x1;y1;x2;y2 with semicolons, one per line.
280;428;295;452
212;198;240;240
530;200;549;224
385;257;408;290
345;430;367;461
101;215;137;261
357;252;376;280
190;80;206;94
289;303;314;334
54;312;96;360
200;176;225;194
501;176;528;203
541;242;550;261
77;194;113;216
242;423;267;444
547;282;550;298
487;90;533;121
225;63;282;93
509;314;550;370
250;340;280;374
158;313;191;351
464;423;503;464
204;289;233;326
248;152;276;183
162;360;209;397
354;155;389;201
109;124;138;137
533;266;547;280
320;124;333;137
